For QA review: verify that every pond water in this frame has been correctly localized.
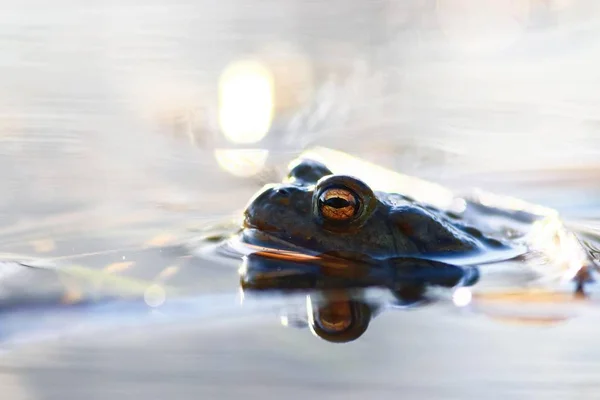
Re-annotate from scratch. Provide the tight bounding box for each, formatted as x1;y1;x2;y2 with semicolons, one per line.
2;1;600;399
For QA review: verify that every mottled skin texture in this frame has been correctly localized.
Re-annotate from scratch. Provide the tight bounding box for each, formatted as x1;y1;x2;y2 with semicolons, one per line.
242;159;497;260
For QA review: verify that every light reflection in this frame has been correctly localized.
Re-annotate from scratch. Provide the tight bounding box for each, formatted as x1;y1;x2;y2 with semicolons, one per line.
528;215;589;281
453;287;472;307
475;289;576;304
451;198;467;214
144;284;166;308
218;59;274;144
486;314;570;326
472;189;558;218
306;294;316;335
238;287;245;305
237;256;249;276
31;239;56;253
299;147;459;212
280;315;289;327
214;148;269;177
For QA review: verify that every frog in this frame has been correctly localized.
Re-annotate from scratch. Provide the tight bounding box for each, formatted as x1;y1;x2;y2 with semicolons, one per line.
236;157;509;299
242;158;507;260
233;148;599;301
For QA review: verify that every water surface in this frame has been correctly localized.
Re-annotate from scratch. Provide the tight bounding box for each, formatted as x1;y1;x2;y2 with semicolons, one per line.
2;1;600;399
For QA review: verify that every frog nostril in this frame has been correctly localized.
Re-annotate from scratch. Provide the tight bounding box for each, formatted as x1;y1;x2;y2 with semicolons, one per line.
275;188;290;196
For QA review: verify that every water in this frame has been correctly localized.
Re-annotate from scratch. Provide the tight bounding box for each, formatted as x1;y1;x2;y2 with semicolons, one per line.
1;147;600;398
2;0;600;399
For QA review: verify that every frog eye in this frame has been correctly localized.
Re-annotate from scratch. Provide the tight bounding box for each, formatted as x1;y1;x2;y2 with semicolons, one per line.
313;175;376;231
318;188;359;221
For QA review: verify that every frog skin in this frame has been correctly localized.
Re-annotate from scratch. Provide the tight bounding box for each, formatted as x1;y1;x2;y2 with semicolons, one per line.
241;158;506;262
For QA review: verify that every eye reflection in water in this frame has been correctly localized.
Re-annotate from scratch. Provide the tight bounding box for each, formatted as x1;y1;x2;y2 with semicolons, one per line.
238;250;478;343
305;291;374;343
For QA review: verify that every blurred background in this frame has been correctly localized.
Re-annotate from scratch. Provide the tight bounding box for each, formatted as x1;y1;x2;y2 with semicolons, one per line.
1;0;600;399
2;0;600;225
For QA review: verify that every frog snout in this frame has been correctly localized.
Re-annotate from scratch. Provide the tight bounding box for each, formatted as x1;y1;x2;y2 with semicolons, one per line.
259;186;293;206
272;188;291;206
244;186;291;226
273;187;291;196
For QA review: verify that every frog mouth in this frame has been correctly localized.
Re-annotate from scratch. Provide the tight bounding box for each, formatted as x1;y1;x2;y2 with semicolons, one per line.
228;229;373;273
235;221;528;270
226;223;362;268
238;227;320;256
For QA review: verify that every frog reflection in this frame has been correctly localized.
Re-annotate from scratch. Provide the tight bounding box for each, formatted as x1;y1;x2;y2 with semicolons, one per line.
239;251;475;343
300;291;374;343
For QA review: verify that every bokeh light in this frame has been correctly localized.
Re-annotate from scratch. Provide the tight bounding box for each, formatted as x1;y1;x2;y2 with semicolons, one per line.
280;315;289;327
218;59;275;144
453;287;473;307
144;284;166;308
214;148;269;177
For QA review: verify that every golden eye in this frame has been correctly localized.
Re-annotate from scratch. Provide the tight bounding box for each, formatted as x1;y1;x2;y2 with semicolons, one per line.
318;187;359;221
316;302;353;332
